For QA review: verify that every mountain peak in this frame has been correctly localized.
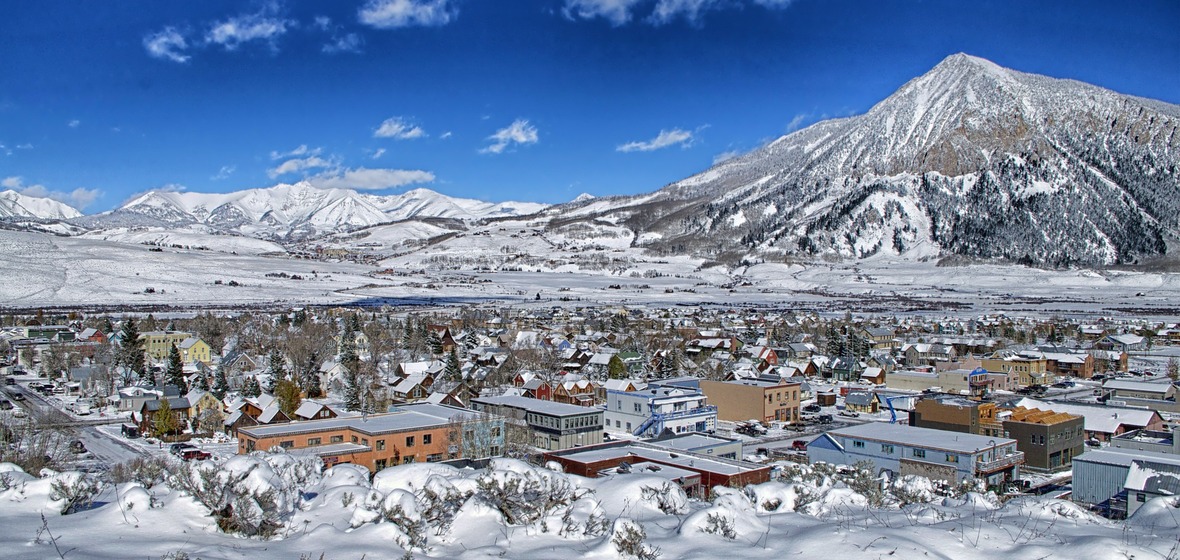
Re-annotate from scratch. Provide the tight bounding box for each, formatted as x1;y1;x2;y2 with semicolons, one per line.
0;189;83;220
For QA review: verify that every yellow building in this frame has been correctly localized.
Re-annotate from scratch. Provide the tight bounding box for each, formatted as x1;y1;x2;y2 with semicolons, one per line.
178;337;213;365
700;378;801;424
982;353;1049;387
140;331;194;361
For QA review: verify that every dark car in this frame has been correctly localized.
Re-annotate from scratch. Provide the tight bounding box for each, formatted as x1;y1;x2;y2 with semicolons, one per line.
791;440;808;451
817;414;833;424
803;404;821;413
69;440;87;454
180;449;211;462
9;391;24;401
169;442;197;456
0;399;11;410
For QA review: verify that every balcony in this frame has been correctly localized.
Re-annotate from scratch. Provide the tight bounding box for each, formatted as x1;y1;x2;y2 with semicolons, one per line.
975;451;1025;474
656;405;718;423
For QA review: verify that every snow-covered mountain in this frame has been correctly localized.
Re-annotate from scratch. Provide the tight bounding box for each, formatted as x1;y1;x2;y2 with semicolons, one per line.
0;189;83;220
74;183;548;239
552;53;1180;267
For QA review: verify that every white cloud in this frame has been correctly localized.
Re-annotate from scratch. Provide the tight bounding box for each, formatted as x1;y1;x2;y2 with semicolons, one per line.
269;144;321;160
313;16;332;30
712;150;740;165
68;120;81;128
2;176;102;210
440;131;453;139
617;128;694;152
143;27;191;63
212;165;236;181
307;167;435;191
786;113;809;132
374;117;426;139
205;4;292;51
323;33;363;54
562;0;645;26
564;0;796;26
15;143;32;150
268;156;335;178
0;144;8;156
359;0;457;29
371;148;387;159
481;119;539;154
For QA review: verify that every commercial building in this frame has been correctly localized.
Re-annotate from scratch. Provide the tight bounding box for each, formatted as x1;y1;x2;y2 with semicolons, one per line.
1000;407;1085;472
807;422;1023;486
1072;448;1180;517
605;385;716;437
699;378;801;424
471;394;604;451
236;403;501;472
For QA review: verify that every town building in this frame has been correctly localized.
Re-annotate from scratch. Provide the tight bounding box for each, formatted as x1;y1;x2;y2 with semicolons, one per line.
1072;447;1180;517
807;422;1023;486
1000;407;1085;472
471;394;604;451
604;384;717;437
699;378;801;424
236;403;501;472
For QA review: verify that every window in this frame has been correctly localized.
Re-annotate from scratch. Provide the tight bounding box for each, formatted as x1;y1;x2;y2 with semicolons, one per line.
1136;492;1146;502
406;436;415;447
351;436;358;443
279;440;293;449
946;454;958;463
361;438;368;446
913;449;926;458
616;420;621;428
853;440;865;449
307;437;321;446
881;444;894;454
376;440;385;451
634;403;642;412
423;434;432;445
626;422;632;431
330;435;344;443
402;456;415;464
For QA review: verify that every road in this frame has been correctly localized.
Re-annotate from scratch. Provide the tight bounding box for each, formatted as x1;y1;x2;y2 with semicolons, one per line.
3;382;147;467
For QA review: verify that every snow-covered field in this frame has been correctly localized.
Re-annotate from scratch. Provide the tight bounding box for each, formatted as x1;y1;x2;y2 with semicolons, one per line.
2;229;1178;319
1;454;1177;560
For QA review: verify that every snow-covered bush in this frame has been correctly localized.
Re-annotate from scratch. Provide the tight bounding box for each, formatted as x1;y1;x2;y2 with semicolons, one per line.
109;456;171;489
609;518;660;560
640;482;690;515
48;471;103;514
475;459;584;529
170;454;312;537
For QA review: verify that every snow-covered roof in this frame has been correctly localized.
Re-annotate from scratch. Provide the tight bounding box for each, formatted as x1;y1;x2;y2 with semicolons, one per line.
473;395;602;417
1009;398;1160;435
1103;379;1171;394
239;403;476;439
825;422;1015;454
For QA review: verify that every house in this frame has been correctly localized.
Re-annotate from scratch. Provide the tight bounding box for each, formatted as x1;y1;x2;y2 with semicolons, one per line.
553;379;596;406
807;422;1023;486
237;403;502;472
982;352;1051;387
177;337;213;365
520;377;554;401
605;385;717;437
843;391;879;414
472;394;604;451
390;374;433;403
1094;333;1146;352
544;440;771;498
139;331;197;361
699;378;802;424
294;400;338;422
185;389;224;423
77;328;108;344
1001;407;1086;472
1072;448;1180;517
1090;350;1129;373
861;327;897;351
115;385;176;412
859;367;886;385
1102;379;1177;401
597;378;646;403
137;397;192;436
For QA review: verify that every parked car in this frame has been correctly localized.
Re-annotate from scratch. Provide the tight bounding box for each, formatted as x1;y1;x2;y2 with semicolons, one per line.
791;440;808;451
0;399;11;410
169;442;197;456
9;391;24;401
180;449;211;462
817;414;833;424
69;440;87;454
803;404;821;413
839;409;860;418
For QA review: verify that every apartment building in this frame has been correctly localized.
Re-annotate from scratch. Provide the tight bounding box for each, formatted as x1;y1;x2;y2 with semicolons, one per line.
471;394;604;451
605;385;716;437
699;378;801;424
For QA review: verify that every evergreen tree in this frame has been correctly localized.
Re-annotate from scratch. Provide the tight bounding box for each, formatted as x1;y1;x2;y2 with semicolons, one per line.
165;343;187;393
445;348;462;381
241;376;262;398
608;355;627;379
196;371;211;392
427;329;444;355
340;335;362;411
153;397;178;437
275;379;302;417
211;368;230;399
101;317;114;335
118;318;146;381
300;350;324;398
266;349;286;393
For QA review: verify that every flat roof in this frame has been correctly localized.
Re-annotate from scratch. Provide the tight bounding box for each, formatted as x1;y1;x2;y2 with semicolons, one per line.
827;422;1015;454
239;403;476;439
472;395;602;417
555;442;764;476
650;433;737;452
291;442;370;457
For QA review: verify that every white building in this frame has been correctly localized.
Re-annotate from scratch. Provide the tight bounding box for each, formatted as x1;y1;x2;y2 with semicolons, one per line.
605;385;716;437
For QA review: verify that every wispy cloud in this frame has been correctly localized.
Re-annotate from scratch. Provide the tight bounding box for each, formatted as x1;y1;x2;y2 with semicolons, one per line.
307;167;435;191
2;176;102;210
786;113;809;132
563;0;796;26
323;33;363;54
481;119;539;154
371;148;387;159
270;145;322;160
68;120;81;128
713;150;740;165
205;4;293;52
268;156;335;178
143;27;191;63
359;0;457;29
211;165;236;181
374;117;426;139
562;0;645;26
439;131;453;139
617;128;694;152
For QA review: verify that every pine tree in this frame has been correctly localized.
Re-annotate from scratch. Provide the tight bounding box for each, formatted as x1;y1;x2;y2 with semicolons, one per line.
153;397;178;437
300;350;323;398
275;379;302;416
266;349;286;393
211;368;230;399
445;348;462;381
196;371;211;392
427;330;444;355
340;335;362;411
118;318;146;381
242;376;261;398
608;355;627;379
165;343;187;393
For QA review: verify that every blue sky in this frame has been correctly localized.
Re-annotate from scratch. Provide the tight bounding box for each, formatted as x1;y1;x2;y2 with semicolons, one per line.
1;0;1177;213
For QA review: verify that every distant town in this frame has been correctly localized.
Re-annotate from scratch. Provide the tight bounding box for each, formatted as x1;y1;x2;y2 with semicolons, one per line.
3;305;1178;524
